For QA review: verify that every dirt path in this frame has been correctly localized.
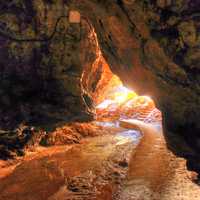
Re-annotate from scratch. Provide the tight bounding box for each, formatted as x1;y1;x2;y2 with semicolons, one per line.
115;120;200;200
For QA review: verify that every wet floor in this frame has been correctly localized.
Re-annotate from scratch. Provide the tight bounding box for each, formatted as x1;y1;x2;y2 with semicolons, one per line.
0;125;141;200
1;120;200;200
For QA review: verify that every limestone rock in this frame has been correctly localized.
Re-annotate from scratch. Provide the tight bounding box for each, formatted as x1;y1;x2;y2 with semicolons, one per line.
0;0;200;173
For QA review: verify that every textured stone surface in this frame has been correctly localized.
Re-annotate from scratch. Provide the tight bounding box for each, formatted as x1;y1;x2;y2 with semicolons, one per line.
0;1;99;129
0;125;45;159
0;1;200;171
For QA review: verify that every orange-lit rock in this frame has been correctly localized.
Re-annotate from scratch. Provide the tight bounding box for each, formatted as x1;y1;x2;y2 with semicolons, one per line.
69;11;81;23
96;81;161;123
0;0;199;173
43;122;106;146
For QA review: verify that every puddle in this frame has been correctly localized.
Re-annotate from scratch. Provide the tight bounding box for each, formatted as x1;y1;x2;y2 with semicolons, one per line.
116;130;141;145
95;121;120;128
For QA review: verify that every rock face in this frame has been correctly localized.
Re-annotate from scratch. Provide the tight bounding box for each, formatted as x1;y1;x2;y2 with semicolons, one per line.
0;1;108;130
0;125;45;159
0;1;200;171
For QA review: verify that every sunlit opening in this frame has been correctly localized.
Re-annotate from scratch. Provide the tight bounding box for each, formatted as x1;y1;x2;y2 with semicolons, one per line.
81;24;161;125
96;75;161;124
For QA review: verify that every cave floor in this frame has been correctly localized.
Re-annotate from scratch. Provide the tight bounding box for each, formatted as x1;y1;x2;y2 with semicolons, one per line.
115;120;200;200
0;121;200;200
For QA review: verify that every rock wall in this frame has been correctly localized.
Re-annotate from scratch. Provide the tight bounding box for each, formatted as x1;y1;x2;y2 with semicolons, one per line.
0;1;104;130
74;0;200;169
0;0;200;170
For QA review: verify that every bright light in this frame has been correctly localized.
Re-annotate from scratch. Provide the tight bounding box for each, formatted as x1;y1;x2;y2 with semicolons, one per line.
95;78;160;123
96;85;138;111
111;86;137;105
96;99;113;109
96;82;155;113
115;93;127;104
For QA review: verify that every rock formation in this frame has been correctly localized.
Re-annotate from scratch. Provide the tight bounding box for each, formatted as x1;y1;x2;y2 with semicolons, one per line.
0;0;199;171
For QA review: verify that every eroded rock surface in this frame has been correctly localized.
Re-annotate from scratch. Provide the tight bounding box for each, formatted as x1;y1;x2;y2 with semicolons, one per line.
1;120;200;200
0;1;199;171
0;127;140;200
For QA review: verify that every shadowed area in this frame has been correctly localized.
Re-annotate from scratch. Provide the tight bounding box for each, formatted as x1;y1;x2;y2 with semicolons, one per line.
0;125;141;200
0;0;200;199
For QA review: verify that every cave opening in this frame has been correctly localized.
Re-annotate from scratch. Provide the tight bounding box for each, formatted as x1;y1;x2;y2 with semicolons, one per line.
95;75;161;123
92;68;162;127
1;1;200;198
80;23;162;128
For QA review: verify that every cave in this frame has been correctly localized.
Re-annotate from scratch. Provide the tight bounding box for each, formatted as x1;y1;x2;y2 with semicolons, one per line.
80;32;161;126
0;1;200;199
80;24;161;126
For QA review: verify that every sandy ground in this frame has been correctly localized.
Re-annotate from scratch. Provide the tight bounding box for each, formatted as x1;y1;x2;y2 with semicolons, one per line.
0;120;200;200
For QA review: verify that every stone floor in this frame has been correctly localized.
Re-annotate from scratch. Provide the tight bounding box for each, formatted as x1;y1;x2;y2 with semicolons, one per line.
0;120;200;200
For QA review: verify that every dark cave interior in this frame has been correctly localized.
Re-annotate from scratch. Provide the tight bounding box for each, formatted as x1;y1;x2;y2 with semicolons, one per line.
0;1;200;199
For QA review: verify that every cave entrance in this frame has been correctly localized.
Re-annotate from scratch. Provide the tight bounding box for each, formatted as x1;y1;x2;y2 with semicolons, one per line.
80;21;161;126
81;53;161;125
96;75;162;126
95;77;161;124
